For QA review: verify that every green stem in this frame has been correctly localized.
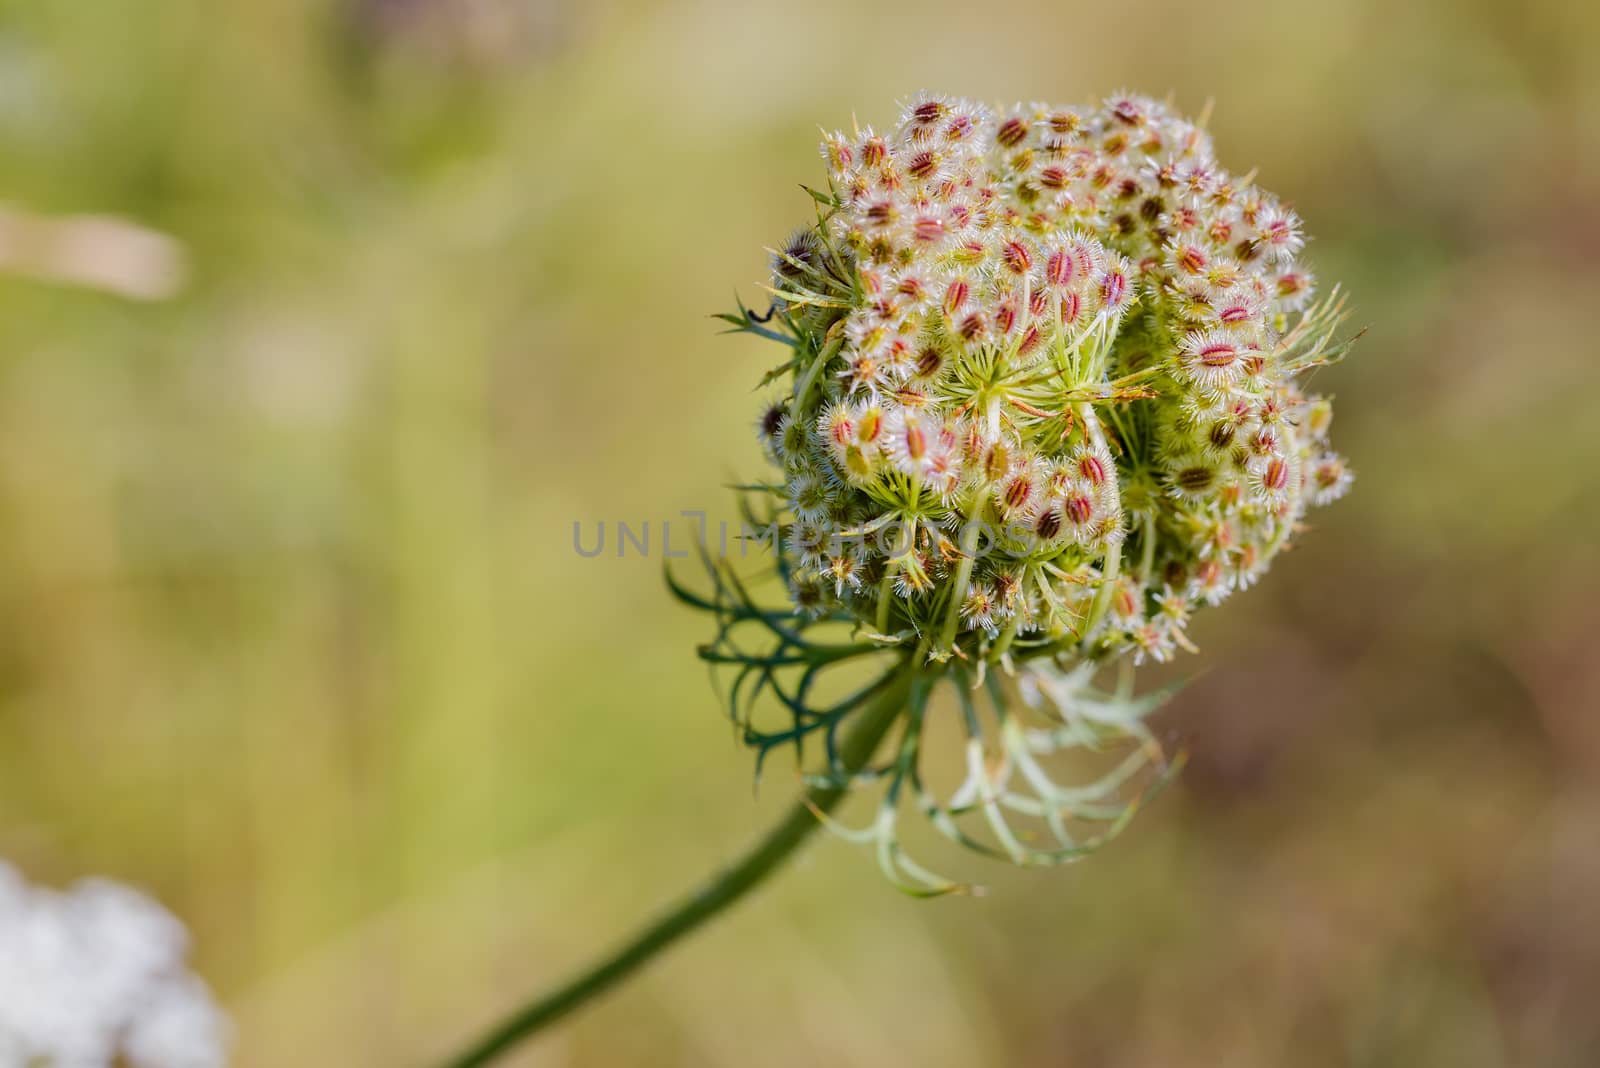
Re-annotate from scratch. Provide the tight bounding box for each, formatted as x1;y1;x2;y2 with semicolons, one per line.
1078;536;1121;653
937;506;982;652
434;660;916;1068
1139;510;1156;582
874;566;896;634
788;332;842;419
990;612;1022;662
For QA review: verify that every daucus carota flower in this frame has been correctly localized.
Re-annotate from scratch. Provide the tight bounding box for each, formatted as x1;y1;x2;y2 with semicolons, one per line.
701;90;1359;892
756;91;1353;659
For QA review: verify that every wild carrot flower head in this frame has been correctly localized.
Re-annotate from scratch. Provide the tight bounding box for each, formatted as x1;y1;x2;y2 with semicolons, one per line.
704;92;1358;892
750;91;1354;663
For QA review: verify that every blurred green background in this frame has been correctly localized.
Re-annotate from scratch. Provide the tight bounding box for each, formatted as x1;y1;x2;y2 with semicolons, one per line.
1;0;1598;1064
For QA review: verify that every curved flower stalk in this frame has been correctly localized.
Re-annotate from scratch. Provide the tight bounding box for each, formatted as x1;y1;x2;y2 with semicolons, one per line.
439;90;1356;1067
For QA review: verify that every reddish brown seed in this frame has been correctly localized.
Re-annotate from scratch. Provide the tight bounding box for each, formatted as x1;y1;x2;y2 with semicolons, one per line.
1064;493;1094;524
983;442;1010;481
994;304;1016;336
997;116;1029;147
1177;466;1215;492
1263;458;1289;492
1002;240;1032;275
1018;326;1042;356
913;100;946;124
1059;291;1082;323
1100;270;1128;307
904;421;927;462
1045;250;1074;287
1077;454;1108;485
943;278;969;315
1035;510;1063;540
907;150;938;180
1196;342;1237;368
1177;244;1208;273
916;346;944;377
1004;476;1033;511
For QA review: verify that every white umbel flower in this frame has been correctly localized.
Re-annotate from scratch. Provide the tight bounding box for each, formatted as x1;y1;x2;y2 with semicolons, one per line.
0;861;230;1068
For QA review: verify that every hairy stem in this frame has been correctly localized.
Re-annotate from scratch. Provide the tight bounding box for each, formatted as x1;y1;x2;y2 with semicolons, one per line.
434;660;916;1068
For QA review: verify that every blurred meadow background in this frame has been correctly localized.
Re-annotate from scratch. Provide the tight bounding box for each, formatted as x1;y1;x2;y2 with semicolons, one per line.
1;0;1598;1064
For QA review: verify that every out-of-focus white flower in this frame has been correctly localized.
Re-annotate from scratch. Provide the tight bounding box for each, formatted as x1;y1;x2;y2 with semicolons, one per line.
0;861;230;1068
